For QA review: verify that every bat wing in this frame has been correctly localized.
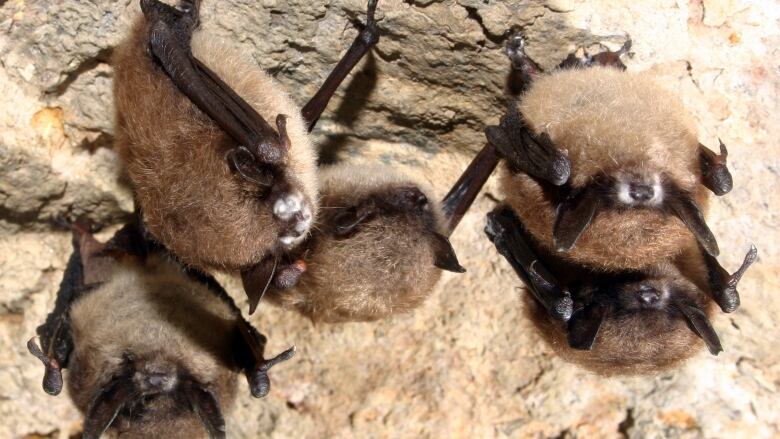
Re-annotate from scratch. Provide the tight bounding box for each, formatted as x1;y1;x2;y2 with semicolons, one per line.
485;205;573;322
141;0;288;167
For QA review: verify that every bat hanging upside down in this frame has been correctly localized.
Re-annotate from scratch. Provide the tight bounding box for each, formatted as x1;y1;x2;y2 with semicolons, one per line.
112;0;381;311
257;142;500;323
489;34;734;271
26;219;294;438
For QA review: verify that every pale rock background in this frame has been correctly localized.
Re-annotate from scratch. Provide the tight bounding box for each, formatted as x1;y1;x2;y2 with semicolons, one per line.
1;0;778;437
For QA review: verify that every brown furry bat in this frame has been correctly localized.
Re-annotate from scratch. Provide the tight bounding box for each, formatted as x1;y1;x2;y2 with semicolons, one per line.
112;0;379;280
262;144;500;323
27;221;294;438
486;205;756;375
488;35;733;271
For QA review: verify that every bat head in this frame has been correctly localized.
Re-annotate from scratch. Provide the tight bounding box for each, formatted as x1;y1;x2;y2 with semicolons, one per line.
72;352;230;439
267;164;460;322
526;262;724;375
66;257;239;438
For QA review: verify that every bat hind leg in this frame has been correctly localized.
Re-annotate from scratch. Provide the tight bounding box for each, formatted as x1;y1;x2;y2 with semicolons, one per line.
301;0;381;131
485;103;571;186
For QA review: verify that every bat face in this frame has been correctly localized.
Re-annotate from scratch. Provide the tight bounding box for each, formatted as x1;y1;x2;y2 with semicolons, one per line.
113;8;318;271
266;165;463;323
501;67;716;270
66;256;239;438
524;260;719;376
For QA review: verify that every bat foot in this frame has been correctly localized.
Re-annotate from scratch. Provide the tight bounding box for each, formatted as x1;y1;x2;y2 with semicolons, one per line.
504;32;539;95
247;346;296;398
558;36;632;71
272;190;313;250
358;0;380;47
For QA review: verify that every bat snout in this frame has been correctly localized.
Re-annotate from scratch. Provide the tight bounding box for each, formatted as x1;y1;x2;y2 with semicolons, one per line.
134;364;178;393
638;289;661;307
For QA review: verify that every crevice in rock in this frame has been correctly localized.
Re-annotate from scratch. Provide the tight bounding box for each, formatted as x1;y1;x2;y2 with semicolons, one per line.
462;6;509;46
618;407;635;438
44;47;114;97
76;131;115;153
685;61;702;92
515;367;546;393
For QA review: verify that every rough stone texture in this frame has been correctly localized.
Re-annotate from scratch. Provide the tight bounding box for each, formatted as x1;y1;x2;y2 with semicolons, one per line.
1;0;778;437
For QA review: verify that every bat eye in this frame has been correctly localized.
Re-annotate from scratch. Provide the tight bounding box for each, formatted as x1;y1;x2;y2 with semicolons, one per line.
629;183;654;202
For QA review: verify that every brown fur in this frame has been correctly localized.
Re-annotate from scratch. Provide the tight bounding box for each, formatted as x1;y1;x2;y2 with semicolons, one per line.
502;67;711;271
67;255;240;438
524;250;716;376
267;165;446;323
113;13;318;271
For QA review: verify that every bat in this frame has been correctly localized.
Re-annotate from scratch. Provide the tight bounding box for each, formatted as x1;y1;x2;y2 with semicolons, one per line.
112;0;380;311
487;34;733;271
26;219;294;438
259;143;500;323
486;205;757;375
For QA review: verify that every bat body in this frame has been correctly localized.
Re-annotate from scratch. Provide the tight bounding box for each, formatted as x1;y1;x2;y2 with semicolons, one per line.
502;67;709;270
487;206;756;375
113;8;317;271
112;0;380;294
27;221;294;438
521;240;716;375
266;164;457;322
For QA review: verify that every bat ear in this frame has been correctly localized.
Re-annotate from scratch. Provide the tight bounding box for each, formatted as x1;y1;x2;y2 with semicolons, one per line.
567;302;607;350
82;376;135;439
699;139;733;196
668;191;719;257
183;380;227;439
241;257;278;315
677;302;723;355
431;232;466;273
553;189;599;252
226;146;274;188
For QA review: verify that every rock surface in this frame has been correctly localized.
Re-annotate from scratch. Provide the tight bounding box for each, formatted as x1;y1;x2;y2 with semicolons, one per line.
1;0;778;437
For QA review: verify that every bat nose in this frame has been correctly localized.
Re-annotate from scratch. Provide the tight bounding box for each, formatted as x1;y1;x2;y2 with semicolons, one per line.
629;184;654;202
145;372;176;390
638;289;660;306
